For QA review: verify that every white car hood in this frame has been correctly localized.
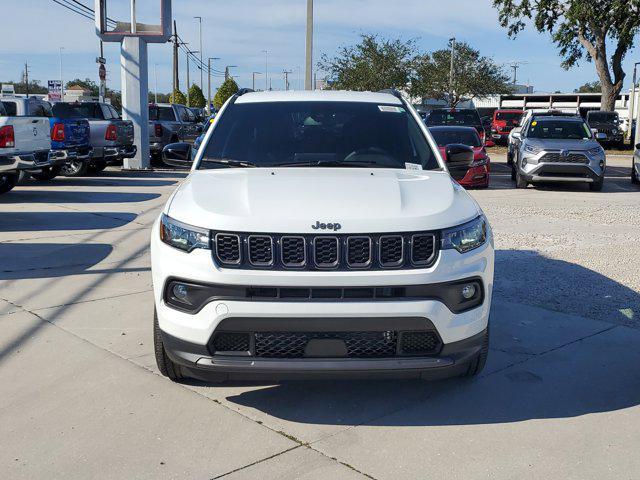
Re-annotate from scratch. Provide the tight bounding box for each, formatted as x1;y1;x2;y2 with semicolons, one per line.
167;168;481;233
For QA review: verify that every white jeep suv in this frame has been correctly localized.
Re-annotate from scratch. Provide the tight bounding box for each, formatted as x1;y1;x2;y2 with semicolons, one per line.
151;89;494;383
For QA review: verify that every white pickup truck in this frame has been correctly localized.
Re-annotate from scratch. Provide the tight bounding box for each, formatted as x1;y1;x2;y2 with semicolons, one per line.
0;100;52;194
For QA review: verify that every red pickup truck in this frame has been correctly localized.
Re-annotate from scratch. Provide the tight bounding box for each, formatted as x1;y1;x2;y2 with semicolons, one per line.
490;109;523;144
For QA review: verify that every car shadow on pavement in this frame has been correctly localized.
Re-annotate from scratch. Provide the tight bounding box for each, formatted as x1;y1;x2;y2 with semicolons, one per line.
1;190;161;204
30;178;179;188
0;243;114;280
220;250;640;427
0;212;137;231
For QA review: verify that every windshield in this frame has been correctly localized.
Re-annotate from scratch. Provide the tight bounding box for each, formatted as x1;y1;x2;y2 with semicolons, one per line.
527;120;592;140
429;129;481;147
588;112;618;123
149;106;176;121
495;111;522;122
52;103;101;119
199;101;440;170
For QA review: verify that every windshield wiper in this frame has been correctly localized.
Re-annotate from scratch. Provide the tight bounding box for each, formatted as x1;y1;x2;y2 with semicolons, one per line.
200;158;258;168
271;159;382;168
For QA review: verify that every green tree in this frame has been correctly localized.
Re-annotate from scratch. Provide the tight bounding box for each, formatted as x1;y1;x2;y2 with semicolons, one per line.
169;89;187;105
492;0;640;111
410;41;512;107
574;81;602;93
65;78;99;96
318;34;417;91
188;83;206;108
213;78;239;110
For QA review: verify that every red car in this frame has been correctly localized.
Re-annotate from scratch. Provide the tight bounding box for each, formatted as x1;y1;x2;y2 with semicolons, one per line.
428;126;490;188
491;109;523;144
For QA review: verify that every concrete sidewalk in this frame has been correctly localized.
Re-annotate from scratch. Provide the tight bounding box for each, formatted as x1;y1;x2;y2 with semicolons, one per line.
1;166;639;479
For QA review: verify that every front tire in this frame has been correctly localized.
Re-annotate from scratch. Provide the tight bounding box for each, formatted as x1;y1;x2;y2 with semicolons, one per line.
154;309;184;381
463;327;489;378
30;166;61;181
60;161;88;177
515;165;528;189
589;177;604;191
0;172;19;194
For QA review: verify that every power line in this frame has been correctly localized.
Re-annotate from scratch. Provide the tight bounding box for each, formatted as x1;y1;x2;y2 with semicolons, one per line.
52;0;117;28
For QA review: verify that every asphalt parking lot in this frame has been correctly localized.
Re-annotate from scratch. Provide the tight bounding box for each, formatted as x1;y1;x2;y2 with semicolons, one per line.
1;154;639;479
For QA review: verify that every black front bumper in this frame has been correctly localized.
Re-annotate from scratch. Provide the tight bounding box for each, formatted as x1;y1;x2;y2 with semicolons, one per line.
161;321;486;382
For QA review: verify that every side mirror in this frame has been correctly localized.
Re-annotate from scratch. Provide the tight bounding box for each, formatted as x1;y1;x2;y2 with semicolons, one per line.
445;143;475;181
162;142;193;168
512;130;522;140
484;139;495;148
595;132;607;140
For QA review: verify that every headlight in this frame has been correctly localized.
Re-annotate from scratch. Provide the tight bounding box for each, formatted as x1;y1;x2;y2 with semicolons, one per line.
441;216;488;253
524;144;540;154
587;146;603;156
471;155;488;167
160;214;210;252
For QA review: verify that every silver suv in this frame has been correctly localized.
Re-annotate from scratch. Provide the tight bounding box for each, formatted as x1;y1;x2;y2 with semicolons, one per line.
511;116;606;191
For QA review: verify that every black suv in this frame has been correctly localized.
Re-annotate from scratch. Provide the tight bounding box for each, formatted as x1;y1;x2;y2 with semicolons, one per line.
586;110;624;148
424;108;486;144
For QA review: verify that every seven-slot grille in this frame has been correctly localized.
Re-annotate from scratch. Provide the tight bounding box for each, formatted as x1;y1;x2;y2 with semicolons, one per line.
540;152;589;164
213;231;438;271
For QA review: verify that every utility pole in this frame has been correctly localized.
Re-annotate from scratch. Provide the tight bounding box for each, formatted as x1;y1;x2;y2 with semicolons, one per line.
448;37;455;107
262;50;268;91
172;20;179;95
252;71;262;91
629;62;640;142
154;63;158;103
194;16;203;91
225;66;237;82
208;57;220;113
511;64;519;84
24;62;29;98
59;46;65;98
305;0;314;90
283;70;293;91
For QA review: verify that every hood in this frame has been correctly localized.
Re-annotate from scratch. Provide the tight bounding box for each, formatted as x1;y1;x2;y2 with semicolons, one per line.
525;138;599;151
168;168;481;234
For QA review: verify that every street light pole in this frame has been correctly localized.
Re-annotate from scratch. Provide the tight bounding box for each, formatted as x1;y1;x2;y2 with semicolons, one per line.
262;50;268;91
225;65;238;82
59;46;65;98
252;71;262;91
629;61;640;142
194;16;203;91
448;37;456;107
208;57;220;113
305;0;313;90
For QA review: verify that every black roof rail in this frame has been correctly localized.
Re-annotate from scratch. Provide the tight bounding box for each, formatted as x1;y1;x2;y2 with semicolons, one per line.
229;88;255;105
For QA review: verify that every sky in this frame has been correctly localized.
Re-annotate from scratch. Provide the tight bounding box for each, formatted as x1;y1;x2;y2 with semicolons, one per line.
1;0;638;95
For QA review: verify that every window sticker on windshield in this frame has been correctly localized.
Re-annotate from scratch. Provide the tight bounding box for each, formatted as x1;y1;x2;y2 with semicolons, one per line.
379;105;405;113
405;162;423;171
531;121;538;126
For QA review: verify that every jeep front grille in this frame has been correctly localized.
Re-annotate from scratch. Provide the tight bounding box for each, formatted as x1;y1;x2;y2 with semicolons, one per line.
212;231;439;271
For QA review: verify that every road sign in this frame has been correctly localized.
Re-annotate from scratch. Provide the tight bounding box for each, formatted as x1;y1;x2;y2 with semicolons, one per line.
48;80;62;102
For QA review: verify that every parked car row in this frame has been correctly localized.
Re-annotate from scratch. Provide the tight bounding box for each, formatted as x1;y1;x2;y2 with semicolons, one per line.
419;105;640;191
0;96;209;194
